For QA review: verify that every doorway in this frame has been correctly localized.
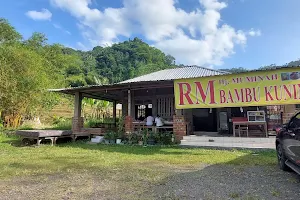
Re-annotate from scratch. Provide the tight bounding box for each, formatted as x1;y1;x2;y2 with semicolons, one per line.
193;108;217;132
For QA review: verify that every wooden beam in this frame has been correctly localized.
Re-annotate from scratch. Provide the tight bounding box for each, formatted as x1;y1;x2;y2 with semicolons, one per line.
81;92;120;101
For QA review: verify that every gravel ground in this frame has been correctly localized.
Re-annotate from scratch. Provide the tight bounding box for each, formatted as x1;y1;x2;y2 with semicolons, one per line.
0;165;299;200
153;165;300;200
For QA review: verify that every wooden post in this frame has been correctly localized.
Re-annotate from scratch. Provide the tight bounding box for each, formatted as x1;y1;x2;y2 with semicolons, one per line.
72;92;83;133
152;96;157;117
74;92;82;118
113;101;117;125
128;90;131;117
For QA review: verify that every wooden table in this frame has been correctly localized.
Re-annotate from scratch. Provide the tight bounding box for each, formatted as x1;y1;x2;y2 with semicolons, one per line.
232;121;268;137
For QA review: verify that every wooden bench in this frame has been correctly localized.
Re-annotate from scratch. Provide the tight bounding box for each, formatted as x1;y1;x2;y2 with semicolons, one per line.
16;130;74;146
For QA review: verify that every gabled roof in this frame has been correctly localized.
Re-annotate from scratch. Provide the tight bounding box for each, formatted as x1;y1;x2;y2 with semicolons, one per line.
120;66;228;83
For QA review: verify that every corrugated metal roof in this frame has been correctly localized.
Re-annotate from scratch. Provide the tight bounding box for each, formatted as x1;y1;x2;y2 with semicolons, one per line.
50;65;300;94
120;66;227;83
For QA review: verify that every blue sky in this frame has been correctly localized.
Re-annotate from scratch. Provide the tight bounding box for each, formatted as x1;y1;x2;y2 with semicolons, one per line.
1;0;300;70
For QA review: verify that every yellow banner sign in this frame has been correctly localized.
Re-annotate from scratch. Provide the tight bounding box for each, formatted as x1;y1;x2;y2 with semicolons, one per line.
174;67;300;109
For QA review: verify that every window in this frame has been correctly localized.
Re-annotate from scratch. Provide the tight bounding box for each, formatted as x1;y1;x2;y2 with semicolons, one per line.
137;105;146;118
296;104;300;109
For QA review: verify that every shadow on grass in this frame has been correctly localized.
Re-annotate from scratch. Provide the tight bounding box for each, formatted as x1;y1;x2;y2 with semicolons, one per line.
1;132;276;157
58;142;224;156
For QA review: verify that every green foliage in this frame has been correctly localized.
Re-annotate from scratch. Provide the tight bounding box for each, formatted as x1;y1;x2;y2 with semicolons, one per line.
84;117;103;128
103;131;117;141
0;18;176;128
92;37;176;83
51;118;72;130
59;37;176;85
156;132;174;145
82;97;112;120
0;42;59;127
0;18;22;44
220;67;248;73
126;132;140;144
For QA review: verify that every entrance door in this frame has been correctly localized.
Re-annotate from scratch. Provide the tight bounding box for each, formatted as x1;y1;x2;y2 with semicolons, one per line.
193;109;217;132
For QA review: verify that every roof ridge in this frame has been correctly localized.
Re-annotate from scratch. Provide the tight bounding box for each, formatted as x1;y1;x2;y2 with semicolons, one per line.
190;65;228;73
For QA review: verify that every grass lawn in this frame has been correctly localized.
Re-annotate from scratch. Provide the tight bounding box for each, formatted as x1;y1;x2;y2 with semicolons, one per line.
0;133;277;199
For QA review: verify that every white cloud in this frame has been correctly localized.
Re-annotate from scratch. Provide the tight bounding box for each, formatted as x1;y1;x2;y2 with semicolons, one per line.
53;23;71;35
77;42;88;51
248;29;261;37
26;8;52;21
50;0;260;66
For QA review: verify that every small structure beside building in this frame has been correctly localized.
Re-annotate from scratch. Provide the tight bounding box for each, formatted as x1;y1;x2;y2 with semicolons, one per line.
51;65;300;145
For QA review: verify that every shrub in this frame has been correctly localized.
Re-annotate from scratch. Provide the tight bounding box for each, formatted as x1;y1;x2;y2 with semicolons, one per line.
85;118;102;128
52;118;72;130
126;132;140;144
52;116;66;125
158;132;173;145
104;131;117;141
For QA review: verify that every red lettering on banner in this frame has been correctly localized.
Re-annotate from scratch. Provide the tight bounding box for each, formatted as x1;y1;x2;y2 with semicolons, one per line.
234;89;244;102
245;88;252;102
265;86;274;101
220;90;226;103
178;83;193;105
266;74;278;81
274;85;282;100
227;90;234;103
195;81;216;104
253;87;260;102
293;84;297;99
283;85;292;100
232;77;243;84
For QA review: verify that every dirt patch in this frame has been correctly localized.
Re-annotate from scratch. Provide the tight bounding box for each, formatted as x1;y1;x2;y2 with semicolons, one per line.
153;165;300;200
0;172;153;200
1;165;299;200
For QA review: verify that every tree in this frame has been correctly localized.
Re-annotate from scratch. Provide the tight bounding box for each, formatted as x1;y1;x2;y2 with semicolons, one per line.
0;19;84;127
0;18;22;44
0;44;57;127
92;37;176;83
0;18;179;127
220;67;248;73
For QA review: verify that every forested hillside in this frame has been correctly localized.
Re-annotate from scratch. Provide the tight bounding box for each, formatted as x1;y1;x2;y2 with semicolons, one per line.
0;18;175;127
221;61;300;73
62;38;176;85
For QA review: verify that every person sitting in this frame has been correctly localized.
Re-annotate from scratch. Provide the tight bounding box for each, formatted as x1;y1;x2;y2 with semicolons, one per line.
138;115;145;121
155;115;164;127
145;115;154;126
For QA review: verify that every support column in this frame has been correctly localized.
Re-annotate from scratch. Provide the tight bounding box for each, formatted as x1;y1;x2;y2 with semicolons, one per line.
152;96;157;117
173;109;187;142
72;92;83;133
113;101;117;125
124;89;134;133
128;90;131;117
125;116;133;133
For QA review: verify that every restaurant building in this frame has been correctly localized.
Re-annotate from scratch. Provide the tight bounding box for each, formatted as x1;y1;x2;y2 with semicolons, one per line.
53;66;300;142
